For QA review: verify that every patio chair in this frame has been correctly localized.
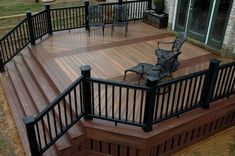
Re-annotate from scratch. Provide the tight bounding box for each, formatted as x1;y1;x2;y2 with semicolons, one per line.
123;51;181;84
155;32;187;71
111;5;129;37
87;5;105;37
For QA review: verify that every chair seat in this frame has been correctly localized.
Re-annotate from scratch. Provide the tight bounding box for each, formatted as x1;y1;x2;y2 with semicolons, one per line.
125;63;161;79
89;22;104;27
155;49;175;58
155;49;179;71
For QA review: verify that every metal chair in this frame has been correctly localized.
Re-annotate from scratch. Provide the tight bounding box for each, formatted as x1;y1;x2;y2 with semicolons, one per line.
123;51;181;84
111;5;128;37
87;5;105;37
155;32;187;71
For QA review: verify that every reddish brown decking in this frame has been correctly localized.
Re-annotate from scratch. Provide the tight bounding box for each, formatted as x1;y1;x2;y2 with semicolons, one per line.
0;22;234;156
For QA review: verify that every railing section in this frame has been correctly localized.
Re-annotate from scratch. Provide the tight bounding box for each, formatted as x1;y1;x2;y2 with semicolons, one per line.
24;77;84;155
0;17;30;67
153;70;208;124
51;6;86;31
85;78;148;127
32;10;49;40
100;0;148;24
212;61;235;101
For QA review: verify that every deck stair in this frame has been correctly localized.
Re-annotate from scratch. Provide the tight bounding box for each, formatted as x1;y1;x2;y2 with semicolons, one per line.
1;46;86;156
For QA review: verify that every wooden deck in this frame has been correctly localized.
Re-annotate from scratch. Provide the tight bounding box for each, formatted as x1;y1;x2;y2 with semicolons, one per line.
1;21;233;156
38;21;221;82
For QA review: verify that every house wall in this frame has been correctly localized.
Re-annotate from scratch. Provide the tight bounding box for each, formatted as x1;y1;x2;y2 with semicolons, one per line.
165;0;235;54
164;0;176;30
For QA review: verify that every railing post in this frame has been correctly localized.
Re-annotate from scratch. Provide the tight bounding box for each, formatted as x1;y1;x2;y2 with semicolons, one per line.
148;0;152;10
200;59;220;109
84;1;89;30
80;65;93;120
26;12;35;45
143;76;158;132
0;49;5;72
23;116;40;156
45;5;53;35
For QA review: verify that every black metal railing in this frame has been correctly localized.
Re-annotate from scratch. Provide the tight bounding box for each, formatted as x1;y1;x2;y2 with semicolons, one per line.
0;17;30;69
23;60;235;155
32;10;49;40
24;75;84;155
51;6;86;32
85;77;148;126
212;61;235;101
153;70;208;124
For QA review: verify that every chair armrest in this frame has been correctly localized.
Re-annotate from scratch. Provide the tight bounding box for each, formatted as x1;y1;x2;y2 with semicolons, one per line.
157;41;175;49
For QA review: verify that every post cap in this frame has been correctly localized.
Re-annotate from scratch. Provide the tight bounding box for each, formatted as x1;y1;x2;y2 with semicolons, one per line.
210;59;220;65
80;65;92;72
23;116;35;124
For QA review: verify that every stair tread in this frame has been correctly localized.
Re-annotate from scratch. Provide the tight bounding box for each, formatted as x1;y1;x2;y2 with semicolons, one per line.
22;48;85;139
22;50;59;102
1;74;31;156
7;62;38;116
6;59;73;152
29;46;85;138
30;45;72;92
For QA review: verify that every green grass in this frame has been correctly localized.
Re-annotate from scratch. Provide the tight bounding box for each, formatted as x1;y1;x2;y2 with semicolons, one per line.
0;138;7;151
0;0;85;37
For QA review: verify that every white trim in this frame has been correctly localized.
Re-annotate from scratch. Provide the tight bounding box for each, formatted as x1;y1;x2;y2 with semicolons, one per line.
185;0;192;33
172;0;178;30
205;0;216;44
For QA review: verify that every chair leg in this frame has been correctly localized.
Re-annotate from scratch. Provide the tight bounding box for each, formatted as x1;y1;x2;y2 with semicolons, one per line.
102;25;104;36
111;25;114;36
125;26;128;37
123;70;128;81
88;28;90;37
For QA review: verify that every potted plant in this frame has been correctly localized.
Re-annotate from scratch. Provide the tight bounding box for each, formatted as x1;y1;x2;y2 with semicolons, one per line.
154;0;165;14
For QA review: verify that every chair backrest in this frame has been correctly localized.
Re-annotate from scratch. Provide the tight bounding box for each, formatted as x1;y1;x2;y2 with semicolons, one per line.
160;51;181;73
113;5;128;23
172;32;187;51
88;5;103;25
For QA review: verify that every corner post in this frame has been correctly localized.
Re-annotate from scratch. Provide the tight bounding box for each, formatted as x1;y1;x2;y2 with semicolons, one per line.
45;5;53;35
23;116;40;156
148;0;152;10
200;59;220;109
143;76;158;132
80;65;93;120
26;12;35;45
84;1;90;30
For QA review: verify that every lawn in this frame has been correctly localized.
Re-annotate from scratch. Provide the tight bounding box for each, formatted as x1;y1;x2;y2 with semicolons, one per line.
0;0;87;37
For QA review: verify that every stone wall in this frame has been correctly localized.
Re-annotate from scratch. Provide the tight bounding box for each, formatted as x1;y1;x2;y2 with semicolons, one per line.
223;0;235;54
